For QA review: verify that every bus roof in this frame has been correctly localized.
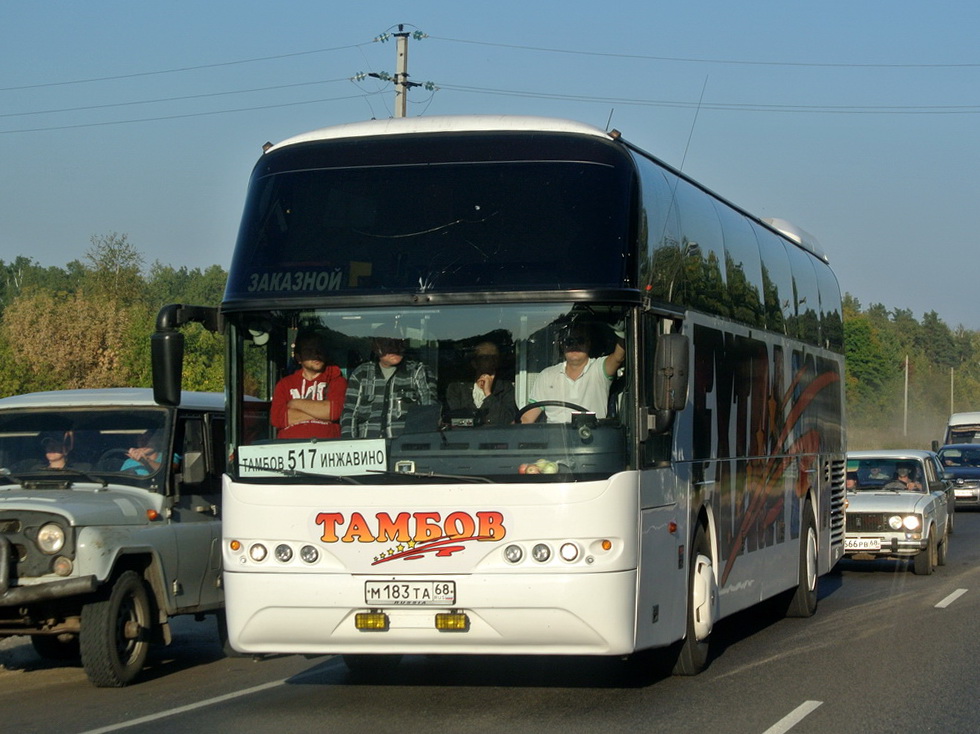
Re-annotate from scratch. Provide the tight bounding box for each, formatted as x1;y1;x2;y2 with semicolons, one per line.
266;115;613;152
263;114;827;264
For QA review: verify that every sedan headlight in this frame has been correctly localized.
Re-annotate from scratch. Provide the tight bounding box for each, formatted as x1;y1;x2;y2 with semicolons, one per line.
36;523;66;554
903;515;921;531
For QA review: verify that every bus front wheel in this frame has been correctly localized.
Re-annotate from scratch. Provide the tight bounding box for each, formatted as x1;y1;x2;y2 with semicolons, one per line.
672;524;716;676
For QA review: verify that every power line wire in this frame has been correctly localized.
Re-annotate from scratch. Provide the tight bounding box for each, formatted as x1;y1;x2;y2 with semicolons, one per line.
437;82;980;114
430;35;980;69
0;78;351;119
0;43;373;92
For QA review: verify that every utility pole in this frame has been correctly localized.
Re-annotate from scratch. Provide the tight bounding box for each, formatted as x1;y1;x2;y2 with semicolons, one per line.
393;26;410;118
358;26;433;118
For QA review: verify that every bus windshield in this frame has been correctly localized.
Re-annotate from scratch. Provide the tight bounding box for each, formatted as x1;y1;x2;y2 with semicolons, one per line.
225;135;633;301
231;303;630;484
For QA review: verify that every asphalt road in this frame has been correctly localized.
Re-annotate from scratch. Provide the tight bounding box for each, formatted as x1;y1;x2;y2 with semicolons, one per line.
3;513;979;734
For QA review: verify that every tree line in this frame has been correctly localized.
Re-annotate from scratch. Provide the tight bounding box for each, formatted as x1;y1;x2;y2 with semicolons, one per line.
1;234;975;449
0;234;224;397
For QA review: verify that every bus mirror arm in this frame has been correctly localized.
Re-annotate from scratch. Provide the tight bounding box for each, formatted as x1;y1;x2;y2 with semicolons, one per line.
151;304;221;407
647;333;689;434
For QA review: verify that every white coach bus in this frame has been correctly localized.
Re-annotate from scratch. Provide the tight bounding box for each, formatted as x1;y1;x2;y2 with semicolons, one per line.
153;115;846;675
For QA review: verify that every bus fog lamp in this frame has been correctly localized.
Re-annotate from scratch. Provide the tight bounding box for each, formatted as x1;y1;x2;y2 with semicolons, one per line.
435;612;470;631
504;545;523;563
355;612;389;631
300;545;319;563
248;543;268;562
532;543;551;562
274;544;293;563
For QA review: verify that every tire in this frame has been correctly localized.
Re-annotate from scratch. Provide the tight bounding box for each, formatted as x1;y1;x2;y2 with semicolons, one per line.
785;502;819;618
672;523;716;676
30;633;80;661
913;531;936;576
936;528;949;567
79;570;153;687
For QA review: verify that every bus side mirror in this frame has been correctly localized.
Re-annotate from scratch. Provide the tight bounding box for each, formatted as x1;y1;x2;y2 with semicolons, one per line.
151;329;184;407
648;333;689;434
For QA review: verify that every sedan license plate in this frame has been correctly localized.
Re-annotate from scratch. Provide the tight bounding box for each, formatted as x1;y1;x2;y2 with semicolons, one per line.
845;537;881;551
954;489;975;498
365;580;455;606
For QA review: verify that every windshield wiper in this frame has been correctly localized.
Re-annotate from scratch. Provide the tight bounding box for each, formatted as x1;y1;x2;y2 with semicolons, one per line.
237;463;362;484
368;469;493;484
0;467;108;488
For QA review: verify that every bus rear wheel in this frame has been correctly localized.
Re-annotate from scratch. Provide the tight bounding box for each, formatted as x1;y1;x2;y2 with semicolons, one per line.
672;524;716;676
784;501;819;618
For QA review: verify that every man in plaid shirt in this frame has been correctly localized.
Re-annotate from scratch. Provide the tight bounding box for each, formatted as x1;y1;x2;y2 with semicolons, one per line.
341;335;438;439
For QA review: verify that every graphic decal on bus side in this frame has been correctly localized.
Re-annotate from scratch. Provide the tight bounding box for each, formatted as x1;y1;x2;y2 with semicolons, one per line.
314;510;507;565
692;325;843;586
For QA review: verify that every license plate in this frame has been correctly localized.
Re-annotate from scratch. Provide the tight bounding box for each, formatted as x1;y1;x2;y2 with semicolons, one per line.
364;580;456;606
954;489;975;498
845;537;882;551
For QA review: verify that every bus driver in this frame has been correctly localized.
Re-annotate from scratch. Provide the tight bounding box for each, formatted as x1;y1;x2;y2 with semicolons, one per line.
520;323;625;424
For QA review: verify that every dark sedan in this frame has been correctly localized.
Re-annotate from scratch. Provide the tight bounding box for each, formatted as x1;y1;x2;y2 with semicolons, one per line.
937;444;980;508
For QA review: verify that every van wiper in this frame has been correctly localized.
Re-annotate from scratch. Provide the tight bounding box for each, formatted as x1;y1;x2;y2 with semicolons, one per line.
368;469;493;484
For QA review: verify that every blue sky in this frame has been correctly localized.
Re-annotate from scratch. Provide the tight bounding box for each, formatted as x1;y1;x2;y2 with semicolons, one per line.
2;1;978;327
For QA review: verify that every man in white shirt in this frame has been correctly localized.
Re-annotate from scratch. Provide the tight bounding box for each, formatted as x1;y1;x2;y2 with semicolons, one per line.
520;325;625;424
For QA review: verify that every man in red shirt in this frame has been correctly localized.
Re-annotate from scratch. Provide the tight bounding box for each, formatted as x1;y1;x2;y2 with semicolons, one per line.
271;333;347;439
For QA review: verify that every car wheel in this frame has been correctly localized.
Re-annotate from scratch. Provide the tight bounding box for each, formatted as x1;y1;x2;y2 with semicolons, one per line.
936;527;949;567
913;531;936;576
671;523;716;675
79;570;153;687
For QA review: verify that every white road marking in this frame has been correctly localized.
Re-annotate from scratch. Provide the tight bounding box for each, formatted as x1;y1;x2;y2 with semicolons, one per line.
762;700;823;734
77;666;326;734
935;588;968;608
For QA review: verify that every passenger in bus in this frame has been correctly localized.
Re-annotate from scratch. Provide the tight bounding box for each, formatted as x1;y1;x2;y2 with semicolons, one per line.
520;323;625;424
271;332;348;439
445;340;517;426
341;333;438;439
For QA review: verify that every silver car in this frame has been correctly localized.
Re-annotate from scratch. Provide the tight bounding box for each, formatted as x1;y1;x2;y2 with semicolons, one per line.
845;450;953;575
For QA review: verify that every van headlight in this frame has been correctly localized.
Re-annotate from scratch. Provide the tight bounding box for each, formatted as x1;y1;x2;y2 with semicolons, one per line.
37;523;66;554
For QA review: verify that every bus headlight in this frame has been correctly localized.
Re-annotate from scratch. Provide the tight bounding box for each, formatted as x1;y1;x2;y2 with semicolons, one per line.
274;544;293;563
559;542;580;562
531;543;551;563
300;545;319;564
37;523;66;554
248;544;268;562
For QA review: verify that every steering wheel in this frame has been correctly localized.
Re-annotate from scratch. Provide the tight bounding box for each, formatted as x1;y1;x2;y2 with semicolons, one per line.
98;448;132;470
515;400;591;423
